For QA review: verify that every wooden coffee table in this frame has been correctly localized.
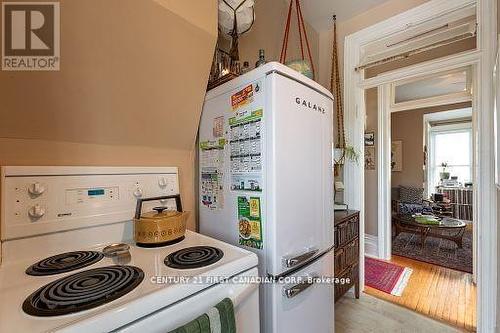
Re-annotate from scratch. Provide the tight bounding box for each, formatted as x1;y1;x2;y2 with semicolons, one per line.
393;214;467;248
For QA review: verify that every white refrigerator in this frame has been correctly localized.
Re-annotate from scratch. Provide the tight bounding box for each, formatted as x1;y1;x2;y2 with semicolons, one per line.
199;62;334;333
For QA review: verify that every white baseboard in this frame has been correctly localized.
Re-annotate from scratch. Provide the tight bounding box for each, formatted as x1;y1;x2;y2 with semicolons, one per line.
365;234;379;258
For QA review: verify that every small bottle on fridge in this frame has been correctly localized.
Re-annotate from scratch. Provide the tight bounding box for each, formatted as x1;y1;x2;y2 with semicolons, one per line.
255;49;266;68
241;61;250;74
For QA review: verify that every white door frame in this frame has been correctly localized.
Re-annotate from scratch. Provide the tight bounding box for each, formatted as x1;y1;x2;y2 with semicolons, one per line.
343;0;497;331
376;84;392;260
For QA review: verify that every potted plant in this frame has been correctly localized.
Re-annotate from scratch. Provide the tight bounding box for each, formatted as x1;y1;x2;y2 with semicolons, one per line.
440;162;450;180
333;144;359;210
334;144;359;176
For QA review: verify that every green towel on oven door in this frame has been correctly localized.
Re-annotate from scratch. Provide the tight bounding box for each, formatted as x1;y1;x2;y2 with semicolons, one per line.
168;298;236;333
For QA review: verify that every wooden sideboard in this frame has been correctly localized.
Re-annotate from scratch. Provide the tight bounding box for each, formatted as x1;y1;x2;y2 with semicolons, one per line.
334;210;360;303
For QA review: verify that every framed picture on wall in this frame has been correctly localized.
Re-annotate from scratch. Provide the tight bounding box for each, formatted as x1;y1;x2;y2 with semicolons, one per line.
391;141;403;172
364;132;375;146
365;146;375;170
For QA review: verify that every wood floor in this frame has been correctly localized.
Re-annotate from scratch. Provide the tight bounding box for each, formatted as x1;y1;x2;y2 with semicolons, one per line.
364;255;476;332
335;293;461;332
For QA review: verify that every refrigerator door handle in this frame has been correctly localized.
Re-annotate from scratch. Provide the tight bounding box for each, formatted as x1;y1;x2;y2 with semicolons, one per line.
282;248;319;269
282;276;317;299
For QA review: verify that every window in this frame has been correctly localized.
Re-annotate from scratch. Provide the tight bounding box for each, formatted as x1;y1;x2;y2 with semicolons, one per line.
427;122;472;195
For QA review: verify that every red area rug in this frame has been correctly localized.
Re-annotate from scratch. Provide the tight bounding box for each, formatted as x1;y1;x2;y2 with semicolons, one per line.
364;257;412;296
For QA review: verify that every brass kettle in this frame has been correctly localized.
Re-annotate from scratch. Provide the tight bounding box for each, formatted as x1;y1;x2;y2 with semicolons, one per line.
134;195;189;247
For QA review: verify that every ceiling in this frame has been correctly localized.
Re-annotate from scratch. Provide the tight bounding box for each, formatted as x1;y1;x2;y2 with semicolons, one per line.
395;70;469;103
298;0;390;32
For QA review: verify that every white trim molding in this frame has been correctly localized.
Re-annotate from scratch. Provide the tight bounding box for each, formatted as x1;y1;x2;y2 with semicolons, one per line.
360;50;480;89
343;28;366;292
343;0;497;331
474;0;498;331
390;92;472;113
364;234;379;258
377;84;392;260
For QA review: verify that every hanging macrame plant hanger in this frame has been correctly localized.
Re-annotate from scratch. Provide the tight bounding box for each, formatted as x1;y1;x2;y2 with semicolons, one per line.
279;0;316;80
331;14;353;177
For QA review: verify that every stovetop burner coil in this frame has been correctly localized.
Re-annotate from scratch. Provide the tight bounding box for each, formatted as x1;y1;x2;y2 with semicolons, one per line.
23;265;144;316
164;246;224;269
25;251;104;276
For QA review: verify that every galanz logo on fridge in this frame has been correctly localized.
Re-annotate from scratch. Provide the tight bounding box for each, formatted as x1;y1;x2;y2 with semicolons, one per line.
295;97;326;114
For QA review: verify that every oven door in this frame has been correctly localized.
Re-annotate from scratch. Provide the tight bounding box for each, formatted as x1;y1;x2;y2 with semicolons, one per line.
114;268;260;333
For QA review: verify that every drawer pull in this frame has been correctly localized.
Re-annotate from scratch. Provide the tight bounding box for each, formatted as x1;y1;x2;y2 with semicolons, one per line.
282;249;319;268
283;278;315;298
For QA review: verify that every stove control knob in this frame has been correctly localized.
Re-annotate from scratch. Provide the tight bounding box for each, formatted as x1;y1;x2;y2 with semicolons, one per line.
133;187;143;198
28;204;45;219
28;182;45;196
158;177;168;188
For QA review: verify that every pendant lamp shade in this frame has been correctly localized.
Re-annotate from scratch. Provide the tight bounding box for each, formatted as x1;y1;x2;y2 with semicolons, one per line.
218;0;255;38
218;0;255;61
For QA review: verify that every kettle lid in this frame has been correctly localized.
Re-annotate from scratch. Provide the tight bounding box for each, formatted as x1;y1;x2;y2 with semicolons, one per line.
141;206;180;219
134;195;183;220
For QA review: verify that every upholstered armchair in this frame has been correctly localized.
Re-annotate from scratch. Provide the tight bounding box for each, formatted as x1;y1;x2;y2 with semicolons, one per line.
391;186;433;216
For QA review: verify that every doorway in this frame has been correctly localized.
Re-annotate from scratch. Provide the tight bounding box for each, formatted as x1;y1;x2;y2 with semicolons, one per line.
363;68;477;330
392;106;474;273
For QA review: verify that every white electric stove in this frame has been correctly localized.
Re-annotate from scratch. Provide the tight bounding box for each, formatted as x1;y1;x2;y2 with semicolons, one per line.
0;167;259;333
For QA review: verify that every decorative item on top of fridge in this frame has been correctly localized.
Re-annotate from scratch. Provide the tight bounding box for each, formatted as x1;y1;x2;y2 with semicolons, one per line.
241;61;251;74
279;0;316;80
208;0;255;90
207;48;241;91
255;49;266;68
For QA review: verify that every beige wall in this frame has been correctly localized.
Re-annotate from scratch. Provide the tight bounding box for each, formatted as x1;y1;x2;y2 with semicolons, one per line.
226;0;320;81
391;102;472;188
0;0;218;230
0;0;216;148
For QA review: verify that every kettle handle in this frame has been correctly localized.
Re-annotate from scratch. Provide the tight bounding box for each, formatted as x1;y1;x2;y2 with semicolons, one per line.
134;195;183;219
